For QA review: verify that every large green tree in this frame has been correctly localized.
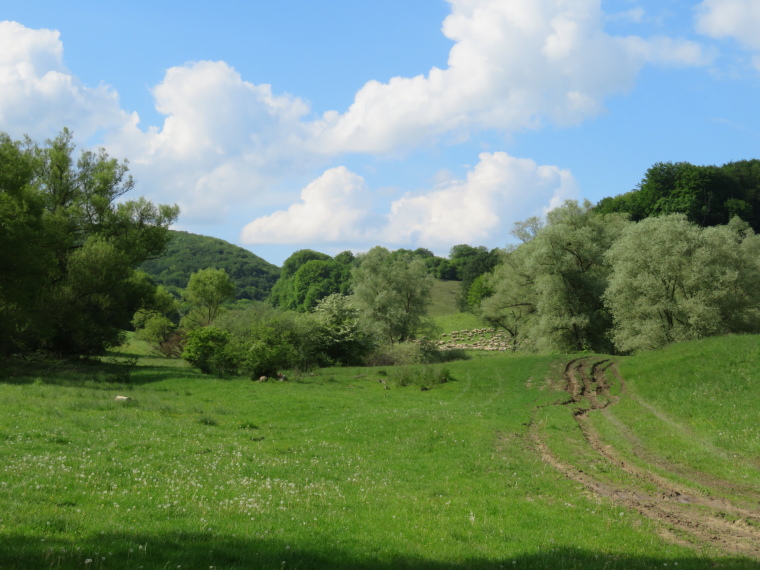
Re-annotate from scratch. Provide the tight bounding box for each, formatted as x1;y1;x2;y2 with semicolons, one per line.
604;215;760;352
0;129;179;357
351;246;435;344
481;201;628;353
182;268;236;329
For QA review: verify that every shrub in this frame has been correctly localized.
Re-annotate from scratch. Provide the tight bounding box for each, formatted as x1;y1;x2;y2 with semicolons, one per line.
365;341;425;367
182;327;238;375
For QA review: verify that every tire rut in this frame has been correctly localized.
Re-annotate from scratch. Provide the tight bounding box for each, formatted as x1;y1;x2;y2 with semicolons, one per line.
532;357;760;559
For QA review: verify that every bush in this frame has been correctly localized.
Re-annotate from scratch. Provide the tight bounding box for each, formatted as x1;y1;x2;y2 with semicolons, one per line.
182;327;238;375
312;294;376;365
364;342;426;367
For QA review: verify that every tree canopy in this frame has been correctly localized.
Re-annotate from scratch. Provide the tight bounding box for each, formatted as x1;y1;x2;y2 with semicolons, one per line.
268;249;355;311
0;129;179;357
604;215;760;352
351;246;435;344
594;159;760;231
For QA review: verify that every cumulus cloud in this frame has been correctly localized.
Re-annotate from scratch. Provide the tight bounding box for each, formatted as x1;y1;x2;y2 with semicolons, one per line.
0;21;130;141
0;3;711;236
696;0;760;50
240;166;374;244
312;0;709;154
105;60;317;222
380;152;577;247
240;152;577;252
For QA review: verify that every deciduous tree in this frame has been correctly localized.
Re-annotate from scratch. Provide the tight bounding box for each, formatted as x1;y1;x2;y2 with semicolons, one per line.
351;246;435;344
604;215;760;352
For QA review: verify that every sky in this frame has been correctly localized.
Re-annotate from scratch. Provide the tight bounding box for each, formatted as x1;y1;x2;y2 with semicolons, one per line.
2;0;759;265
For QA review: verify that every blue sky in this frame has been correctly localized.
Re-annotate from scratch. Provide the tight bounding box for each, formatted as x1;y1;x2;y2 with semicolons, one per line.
2;0;759;265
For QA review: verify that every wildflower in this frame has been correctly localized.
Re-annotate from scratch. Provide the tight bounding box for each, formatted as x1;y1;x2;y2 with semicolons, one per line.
85;560;92;565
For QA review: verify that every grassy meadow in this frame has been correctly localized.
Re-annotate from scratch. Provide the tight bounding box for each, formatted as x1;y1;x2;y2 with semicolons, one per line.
1;333;759;568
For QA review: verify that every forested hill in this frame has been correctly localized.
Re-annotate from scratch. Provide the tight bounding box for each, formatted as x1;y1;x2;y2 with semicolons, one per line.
140;230;280;300
594;159;760;230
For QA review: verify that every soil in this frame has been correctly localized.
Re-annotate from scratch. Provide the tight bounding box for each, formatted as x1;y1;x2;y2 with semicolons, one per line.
531;357;760;559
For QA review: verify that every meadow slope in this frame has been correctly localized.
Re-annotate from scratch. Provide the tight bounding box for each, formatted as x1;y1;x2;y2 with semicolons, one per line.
0;336;758;569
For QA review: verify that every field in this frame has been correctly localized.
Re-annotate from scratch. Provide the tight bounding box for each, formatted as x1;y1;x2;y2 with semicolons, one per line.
1;336;759;569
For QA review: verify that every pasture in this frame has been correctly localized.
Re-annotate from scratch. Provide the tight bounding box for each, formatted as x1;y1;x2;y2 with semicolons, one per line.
0;336;758;568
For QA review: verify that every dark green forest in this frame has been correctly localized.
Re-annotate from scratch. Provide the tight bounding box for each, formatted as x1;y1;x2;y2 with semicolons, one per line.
594;159;760;229
140;230;280;301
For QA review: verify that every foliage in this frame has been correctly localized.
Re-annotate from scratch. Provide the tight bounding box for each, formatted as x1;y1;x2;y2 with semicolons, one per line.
312;293;376;366
479;247;536;351
482;201;628;353
351;246;436;344
448;244;501;310
594;159;760;232
132;285;181;354
0;129;178;357
364;340;431;367
466;273;494;309
139;230;280;301
604;215;760;352
182;326;237;375
269;249;355;311
181;267;236;329
242;316;303;378
483;201;760;355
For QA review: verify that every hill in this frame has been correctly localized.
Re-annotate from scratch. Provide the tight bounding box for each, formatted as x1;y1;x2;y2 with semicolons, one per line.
140;230;280;300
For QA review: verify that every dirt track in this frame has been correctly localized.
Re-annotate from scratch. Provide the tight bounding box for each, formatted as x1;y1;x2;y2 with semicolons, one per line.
531;357;760;559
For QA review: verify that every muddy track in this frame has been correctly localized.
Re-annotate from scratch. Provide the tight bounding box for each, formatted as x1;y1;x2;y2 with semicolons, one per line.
531;357;760;559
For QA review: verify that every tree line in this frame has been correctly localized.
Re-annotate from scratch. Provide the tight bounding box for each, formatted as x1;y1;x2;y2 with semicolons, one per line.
4;129;759;369
267;244;499;313
479;201;760;354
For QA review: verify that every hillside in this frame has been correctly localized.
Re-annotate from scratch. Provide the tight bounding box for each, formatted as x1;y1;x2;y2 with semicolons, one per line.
1;336;758;567
140;230;280;300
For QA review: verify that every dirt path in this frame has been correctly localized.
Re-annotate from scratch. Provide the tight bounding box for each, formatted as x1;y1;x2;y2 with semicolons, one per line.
531;357;760;559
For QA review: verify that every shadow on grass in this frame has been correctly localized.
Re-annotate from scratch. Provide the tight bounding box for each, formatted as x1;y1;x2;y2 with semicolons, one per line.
0;357;206;387
0;531;756;570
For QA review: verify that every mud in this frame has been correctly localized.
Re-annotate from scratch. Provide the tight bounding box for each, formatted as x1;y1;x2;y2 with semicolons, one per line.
531;357;760;559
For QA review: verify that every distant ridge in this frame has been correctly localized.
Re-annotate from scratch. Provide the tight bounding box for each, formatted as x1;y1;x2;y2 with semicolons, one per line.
140;230;280;300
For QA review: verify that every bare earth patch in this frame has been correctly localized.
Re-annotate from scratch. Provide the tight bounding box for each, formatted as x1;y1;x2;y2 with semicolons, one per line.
531;357;760;559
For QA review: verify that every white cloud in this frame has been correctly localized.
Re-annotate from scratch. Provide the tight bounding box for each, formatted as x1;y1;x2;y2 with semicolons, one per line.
696;0;760;51
0;5;710;236
311;0;709;153
240;166;374;244
240;152;577;251
105;60;317;222
0;21;130;141
381;152;576;247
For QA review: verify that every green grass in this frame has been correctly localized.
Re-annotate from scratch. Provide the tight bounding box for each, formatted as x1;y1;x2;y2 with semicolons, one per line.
0;344;756;568
428;280;461;317
591;335;760;500
432;312;483;334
